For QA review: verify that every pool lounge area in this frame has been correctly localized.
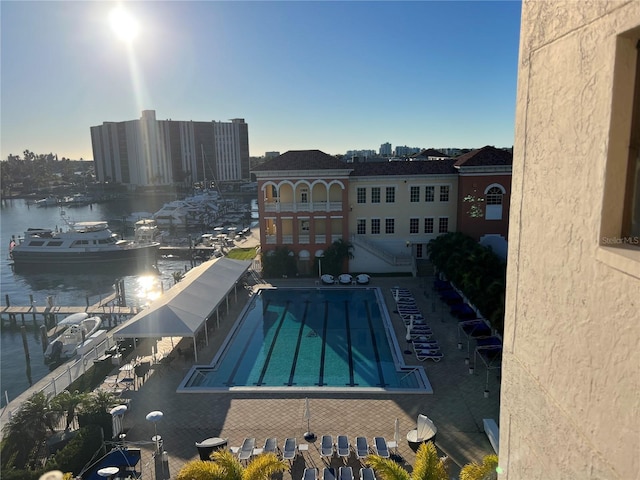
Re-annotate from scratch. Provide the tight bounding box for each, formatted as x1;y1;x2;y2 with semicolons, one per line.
178;287;432;393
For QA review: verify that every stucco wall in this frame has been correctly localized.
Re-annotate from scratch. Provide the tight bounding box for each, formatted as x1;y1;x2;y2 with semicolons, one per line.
501;2;640;479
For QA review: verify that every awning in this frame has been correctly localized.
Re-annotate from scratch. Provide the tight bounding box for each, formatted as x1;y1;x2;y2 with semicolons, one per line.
111;257;251;360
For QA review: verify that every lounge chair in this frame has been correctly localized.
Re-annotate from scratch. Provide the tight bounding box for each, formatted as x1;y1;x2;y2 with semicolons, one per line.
303;468;318;480
373;437;389;458
336;435;350;459
323;468;336;480
320;435;334;457
238;437;255;461
339;467;354;480
282;437;297;461
339;274;353;285
355;436;368;459
415;350;444;362
359;468;376;480
263;437;278;454
407;414;438;444
355;274;370;285
413;341;439;349
321;274;335;285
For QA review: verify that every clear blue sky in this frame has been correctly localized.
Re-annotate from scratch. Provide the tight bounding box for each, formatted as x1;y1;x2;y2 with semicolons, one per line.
1;1;522;160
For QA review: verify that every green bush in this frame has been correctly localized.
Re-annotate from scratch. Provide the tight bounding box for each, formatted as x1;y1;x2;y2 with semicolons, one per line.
47;424;105;476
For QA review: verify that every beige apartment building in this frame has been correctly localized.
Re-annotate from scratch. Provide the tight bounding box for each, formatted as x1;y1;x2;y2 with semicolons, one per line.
501;1;640;478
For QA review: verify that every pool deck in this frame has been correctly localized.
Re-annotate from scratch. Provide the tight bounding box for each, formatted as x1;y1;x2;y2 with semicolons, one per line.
114;274;500;479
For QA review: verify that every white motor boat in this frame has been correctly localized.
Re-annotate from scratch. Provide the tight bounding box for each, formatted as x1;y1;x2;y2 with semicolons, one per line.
44;314;102;364
10;212;159;271
35;195;59;207
134;219;167;245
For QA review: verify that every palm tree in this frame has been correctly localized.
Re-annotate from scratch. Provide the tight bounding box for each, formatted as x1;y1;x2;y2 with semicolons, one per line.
1;391;59;469
367;442;448;480
176;449;287;480
51;389;86;431
459;454;499;480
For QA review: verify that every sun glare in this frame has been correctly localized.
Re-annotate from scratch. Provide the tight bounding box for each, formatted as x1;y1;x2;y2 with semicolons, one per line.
109;7;139;43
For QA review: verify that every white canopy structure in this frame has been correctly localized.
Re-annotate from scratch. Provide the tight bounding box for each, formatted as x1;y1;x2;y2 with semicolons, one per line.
112;257;251;361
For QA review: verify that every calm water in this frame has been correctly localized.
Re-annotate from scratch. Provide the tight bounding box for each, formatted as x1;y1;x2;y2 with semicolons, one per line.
182;288;422;391
0;195;257;407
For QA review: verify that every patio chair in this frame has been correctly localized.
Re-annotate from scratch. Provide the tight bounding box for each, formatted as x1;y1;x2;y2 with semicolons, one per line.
373;437;390;458
406;414;437;445
303;468;318;480
355;436;369;459
360;468;376;480
282;437;297;461
263;437;278;454
339;467;354;480
238;437;255;461
323;468;336;480
337;435;350;459
320;435;334;457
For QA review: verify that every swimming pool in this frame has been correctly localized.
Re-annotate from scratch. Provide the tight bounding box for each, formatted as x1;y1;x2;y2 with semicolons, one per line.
179;287;432;393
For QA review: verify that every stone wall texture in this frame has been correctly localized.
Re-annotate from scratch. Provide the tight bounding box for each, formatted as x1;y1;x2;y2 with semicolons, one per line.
501;1;640;479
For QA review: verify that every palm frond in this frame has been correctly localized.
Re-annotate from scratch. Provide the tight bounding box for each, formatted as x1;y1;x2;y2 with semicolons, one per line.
176;459;223;480
242;452;288;480
459;454;498;480
412;442;448;480
366;455;411;480
211;449;243;480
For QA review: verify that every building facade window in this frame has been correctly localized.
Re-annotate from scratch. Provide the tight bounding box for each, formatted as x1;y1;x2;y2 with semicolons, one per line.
623;40;640;238
424;217;434;233
439;185;450;202
371;218;381;234
438;217;449;233
357;218;366;235
385;218;395;234
485;185;505;220
410;186;420;202
300;188;308;203
409;218;419;234
425;186;435;202
386;187;396;203
271;185;278;199
371;187;381;203
357;187;366;204
416;244;424;258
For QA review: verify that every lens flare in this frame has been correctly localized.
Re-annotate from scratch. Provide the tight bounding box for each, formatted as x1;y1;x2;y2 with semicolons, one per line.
109;7;139;43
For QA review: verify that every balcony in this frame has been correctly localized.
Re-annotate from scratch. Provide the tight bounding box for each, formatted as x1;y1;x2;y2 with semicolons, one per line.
282;235;293;244
265;235;276;245
315;234;326;244
298;234;310;244
263;201;343;213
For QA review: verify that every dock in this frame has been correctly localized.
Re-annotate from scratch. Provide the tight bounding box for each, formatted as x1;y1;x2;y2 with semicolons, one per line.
0;291;139;329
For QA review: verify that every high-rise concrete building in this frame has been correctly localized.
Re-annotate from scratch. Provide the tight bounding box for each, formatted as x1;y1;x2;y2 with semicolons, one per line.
379;142;392;156
90;111;249;188
501;1;639;478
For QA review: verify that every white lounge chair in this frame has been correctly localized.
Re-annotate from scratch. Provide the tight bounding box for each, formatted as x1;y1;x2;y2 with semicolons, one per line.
303;468;318;480
321;274;335;285
373;437;389;458
406;414;437;444
339;467;353;480
355;436;368;459
336;435;350;459
359;468;376;480
263;437;278;454
355;274;370;285
338;274;353;285
238;437;255;461
320;435;334;457
282;437;297;461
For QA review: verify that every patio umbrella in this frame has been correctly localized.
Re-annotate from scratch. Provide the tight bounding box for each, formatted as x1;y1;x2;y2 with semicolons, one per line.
394;418;400;453
303;398;316;441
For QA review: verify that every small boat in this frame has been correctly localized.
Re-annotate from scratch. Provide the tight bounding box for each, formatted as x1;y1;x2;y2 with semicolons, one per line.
35;195;59;207
44;314;102;365
10;212;160;271
134;219;167;245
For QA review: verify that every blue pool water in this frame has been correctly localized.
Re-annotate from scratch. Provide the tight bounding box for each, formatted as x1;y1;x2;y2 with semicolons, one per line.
180;288;431;393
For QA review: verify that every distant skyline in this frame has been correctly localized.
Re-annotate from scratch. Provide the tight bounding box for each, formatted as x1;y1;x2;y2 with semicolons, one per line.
1;1;522;160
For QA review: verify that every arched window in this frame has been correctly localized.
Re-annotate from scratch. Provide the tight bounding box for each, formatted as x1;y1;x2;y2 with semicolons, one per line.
485;184;505;220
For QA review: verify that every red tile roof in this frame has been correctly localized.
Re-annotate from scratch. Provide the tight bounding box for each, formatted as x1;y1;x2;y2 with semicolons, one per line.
453;146;513;167
350;159;458;176
252;150;349;171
